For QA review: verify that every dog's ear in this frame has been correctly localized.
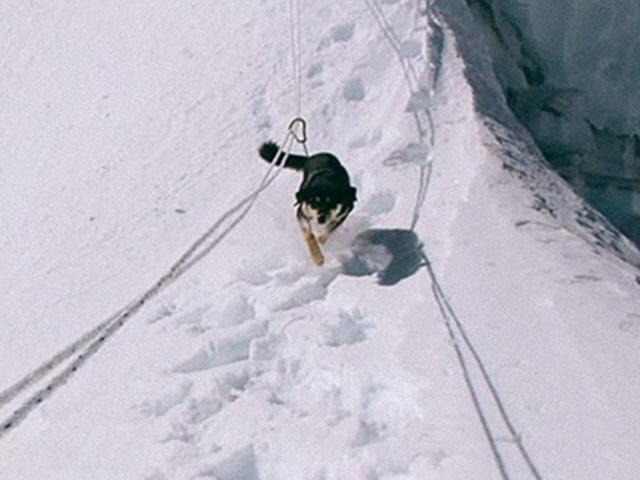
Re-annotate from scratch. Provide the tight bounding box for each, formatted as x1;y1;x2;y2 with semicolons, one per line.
297;187;318;202
295;189;308;205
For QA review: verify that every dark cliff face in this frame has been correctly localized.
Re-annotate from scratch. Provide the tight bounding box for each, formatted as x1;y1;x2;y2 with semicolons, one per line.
458;0;640;248
429;0;640;267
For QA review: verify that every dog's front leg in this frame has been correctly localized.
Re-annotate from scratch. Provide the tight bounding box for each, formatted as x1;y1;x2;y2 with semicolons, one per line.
297;209;324;266
303;228;325;266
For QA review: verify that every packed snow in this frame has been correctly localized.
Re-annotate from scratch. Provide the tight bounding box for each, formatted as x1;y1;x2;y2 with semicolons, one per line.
2;1;640;479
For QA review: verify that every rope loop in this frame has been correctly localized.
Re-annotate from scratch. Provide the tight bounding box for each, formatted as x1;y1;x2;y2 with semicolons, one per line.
288;116;307;144
288;116;310;157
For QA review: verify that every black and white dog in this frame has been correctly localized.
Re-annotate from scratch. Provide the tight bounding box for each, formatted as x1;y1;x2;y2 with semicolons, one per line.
259;141;357;264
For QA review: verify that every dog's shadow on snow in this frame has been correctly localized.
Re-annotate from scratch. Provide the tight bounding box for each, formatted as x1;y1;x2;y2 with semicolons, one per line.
340;229;426;286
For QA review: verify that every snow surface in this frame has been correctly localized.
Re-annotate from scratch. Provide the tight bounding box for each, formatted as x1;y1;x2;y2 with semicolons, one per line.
2;1;640;479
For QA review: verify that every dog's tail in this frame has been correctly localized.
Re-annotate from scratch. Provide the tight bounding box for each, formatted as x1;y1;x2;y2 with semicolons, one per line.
259;141;307;171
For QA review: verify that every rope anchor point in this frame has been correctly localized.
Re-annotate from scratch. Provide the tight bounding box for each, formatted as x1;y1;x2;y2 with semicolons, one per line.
288;116;308;144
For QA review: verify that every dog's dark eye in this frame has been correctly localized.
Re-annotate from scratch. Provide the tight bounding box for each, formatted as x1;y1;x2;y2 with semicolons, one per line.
315;196;322;203
325;197;331;203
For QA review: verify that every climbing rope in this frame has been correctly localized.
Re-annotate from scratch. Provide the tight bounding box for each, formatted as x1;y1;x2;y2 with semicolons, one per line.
289;0;304;117
0;306;127;410
0;120;309;439
1;0;311;439
366;1;543;477
424;254;543;479
363;0;436;231
288;116;309;155
0;131;294;415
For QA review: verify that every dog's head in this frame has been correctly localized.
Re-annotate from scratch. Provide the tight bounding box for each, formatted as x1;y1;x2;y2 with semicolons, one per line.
296;185;356;240
296;185;356;214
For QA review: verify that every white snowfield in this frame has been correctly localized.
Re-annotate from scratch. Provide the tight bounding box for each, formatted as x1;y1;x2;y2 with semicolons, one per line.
2;1;640;479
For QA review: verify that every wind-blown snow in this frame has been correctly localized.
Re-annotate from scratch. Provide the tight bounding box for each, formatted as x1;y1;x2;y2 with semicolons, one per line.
2;1;640;479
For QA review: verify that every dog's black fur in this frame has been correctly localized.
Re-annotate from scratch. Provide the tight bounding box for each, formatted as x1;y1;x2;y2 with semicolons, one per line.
259;141;357;240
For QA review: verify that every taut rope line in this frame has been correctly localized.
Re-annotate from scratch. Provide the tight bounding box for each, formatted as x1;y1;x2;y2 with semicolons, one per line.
425;256;512;480
366;1;543;477
0;307;128;409
176;118;309;275
0;120;307;439
2;0;307;439
289;0;304;117
424;254;543;479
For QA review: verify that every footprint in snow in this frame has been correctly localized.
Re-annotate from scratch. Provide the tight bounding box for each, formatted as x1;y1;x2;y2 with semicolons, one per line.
203;294;256;329
155;294;256;337
405;89;434;113
235;255;286;286
136;380;193;418
172;320;268;373
383;142;431;168
348;126;383;149
177;368;256;426
154;368;257;446
196;446;260;480
307;62;323;79
343;77;366;102
180;392;225;426
399;39;422;58
330;22;355;42
307;62;324;89
619;315;640;337
274;269;340;311
324;309;370;347
361;191;396;217
170;304;214;334
148;303;177;324
352;419;385;447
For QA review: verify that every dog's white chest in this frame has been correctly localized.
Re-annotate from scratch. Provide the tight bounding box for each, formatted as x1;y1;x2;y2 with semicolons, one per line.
300;202;346;239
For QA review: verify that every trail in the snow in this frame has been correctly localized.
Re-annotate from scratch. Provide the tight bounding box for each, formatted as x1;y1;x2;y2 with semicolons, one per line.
0;131;301;439
364;0;439;231
367;1;543;478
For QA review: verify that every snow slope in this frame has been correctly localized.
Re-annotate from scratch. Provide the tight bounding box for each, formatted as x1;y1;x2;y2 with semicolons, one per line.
2;1;640;479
